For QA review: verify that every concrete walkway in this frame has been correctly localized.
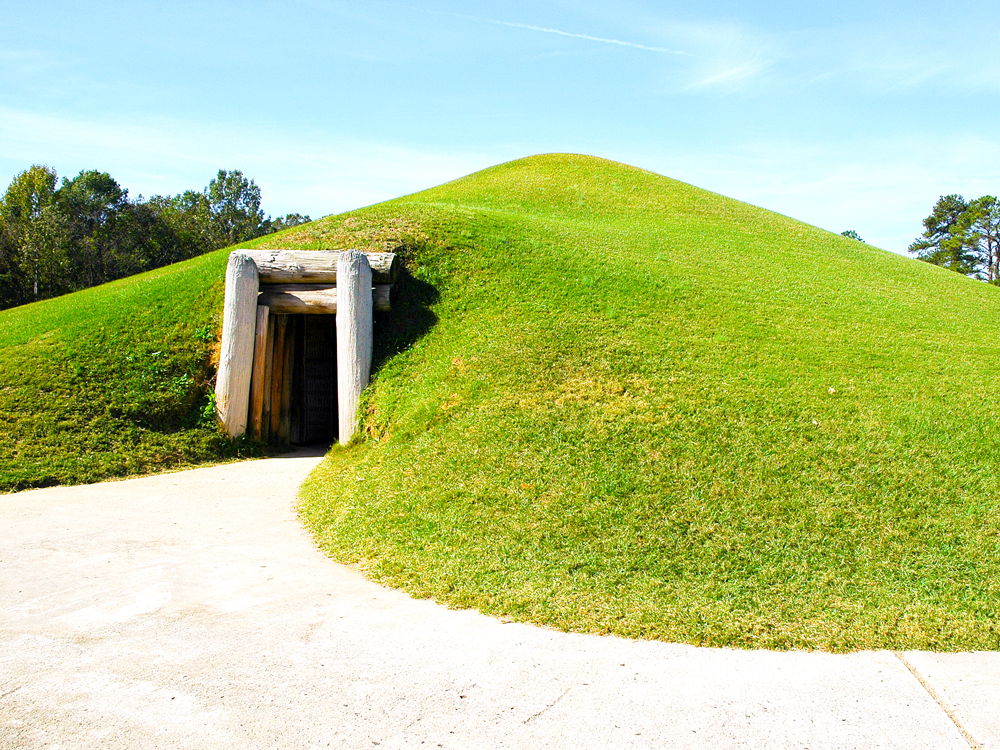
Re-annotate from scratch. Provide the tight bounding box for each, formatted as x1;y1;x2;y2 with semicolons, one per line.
1;452;997;750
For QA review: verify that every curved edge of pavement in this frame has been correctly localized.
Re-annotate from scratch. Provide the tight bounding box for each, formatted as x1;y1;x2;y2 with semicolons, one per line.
1;452;997;750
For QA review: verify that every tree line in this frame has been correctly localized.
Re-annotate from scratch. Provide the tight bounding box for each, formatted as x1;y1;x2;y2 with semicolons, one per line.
0;166;309;311
909;194;1000;282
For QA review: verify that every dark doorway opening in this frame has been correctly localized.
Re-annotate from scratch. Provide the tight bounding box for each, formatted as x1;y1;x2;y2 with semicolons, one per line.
255;313;338;449
292;315;338;445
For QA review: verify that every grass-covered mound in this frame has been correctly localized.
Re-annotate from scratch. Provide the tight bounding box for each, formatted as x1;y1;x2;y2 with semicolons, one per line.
0;248;256;492
294;154;1000;651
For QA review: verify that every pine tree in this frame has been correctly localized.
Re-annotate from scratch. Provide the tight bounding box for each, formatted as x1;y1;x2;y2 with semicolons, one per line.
909;195;977;276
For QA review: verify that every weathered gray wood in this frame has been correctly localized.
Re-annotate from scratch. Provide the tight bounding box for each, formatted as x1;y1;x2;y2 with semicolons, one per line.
215;252;259;437
337;251;373;443
242;250;398;284
248;304;270;440
278;316;295;448
257;284;391;314
269;315;287;440
261;313;275;444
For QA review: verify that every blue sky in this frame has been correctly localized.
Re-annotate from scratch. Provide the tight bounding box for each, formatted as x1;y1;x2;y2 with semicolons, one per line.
2;0;999;254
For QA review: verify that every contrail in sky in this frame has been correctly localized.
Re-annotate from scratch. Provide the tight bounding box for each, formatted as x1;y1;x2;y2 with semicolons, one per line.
485;19;694;56
362;2;698;57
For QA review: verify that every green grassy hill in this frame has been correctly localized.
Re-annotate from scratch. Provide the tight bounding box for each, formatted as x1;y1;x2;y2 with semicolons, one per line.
0;248;255;491
4;153;997;650
290;154;1000;651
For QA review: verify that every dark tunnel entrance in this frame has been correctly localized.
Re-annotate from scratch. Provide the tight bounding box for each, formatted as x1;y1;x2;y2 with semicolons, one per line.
295;316;338;445
253;314;338;448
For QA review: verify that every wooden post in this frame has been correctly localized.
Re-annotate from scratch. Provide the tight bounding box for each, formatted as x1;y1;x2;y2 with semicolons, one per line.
269;315;287;441
337;251;373;443
261;312;275;444
215;252;259;437
279;316;295;447
248;304;270;440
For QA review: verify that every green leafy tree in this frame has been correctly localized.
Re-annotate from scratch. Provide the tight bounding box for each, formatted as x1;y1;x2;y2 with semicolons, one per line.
56;170;133;288
0;213;22;308
0;165;65;301
205;169;265;245
840;230;865;243
909;195;976;275
145;190;220;264
0;164;306;311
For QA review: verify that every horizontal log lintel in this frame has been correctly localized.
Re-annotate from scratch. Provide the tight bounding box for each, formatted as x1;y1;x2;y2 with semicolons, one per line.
258;284;391;314
240;249;399;284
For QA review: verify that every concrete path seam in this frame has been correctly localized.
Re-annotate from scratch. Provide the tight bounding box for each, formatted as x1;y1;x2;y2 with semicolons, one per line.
522;686;571;725
895;651;981;750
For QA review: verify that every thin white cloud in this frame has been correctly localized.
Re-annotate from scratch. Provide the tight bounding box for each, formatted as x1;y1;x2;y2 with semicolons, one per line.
0;107;506;218
648;16;999;95
846;46;1000;95
732;23;1000;96
638;19;780;92
687;60;773;89
484;19;694;57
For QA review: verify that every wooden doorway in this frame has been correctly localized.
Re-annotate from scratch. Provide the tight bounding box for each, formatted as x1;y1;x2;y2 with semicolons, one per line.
294;316;337;445
250;314;338;448
216;249;397;442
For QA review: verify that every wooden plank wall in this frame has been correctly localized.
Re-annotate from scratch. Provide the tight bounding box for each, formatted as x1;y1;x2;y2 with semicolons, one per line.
248;314;301;448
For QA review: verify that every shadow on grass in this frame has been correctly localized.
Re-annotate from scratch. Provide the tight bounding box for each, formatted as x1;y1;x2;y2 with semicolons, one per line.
372;266;440;374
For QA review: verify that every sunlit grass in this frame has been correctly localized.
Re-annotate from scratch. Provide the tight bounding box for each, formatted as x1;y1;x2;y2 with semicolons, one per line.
0;248;258;491
297;154;1000;651
4;152;997;650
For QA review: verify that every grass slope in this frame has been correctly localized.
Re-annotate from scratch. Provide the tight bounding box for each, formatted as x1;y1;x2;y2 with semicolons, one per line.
0;248;256;492
291;154;1000;651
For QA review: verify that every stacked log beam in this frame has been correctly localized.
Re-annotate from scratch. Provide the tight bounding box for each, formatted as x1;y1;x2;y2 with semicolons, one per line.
257;284;392;314
243;249;399;284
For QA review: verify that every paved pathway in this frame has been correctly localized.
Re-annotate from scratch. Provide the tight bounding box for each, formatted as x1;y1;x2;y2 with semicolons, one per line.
1;451;997;749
